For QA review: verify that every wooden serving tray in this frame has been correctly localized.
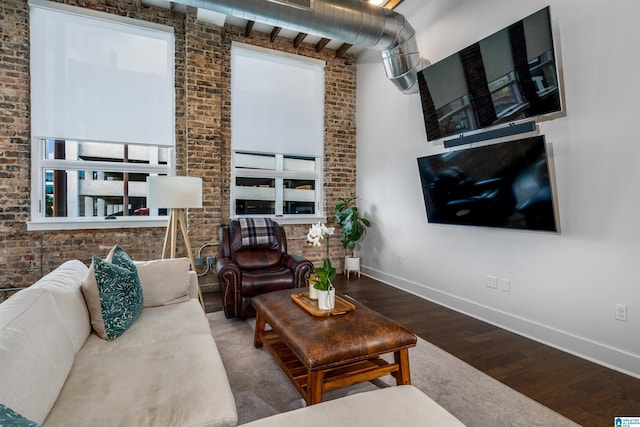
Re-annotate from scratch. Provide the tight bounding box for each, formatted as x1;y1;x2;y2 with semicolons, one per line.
291;292;355;317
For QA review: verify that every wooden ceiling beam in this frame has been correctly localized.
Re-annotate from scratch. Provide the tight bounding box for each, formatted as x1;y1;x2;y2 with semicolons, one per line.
245;20;255;37
293;32;307;48
384;0;404;9
336;43;353;58
315;38;331;53
270;27;282;42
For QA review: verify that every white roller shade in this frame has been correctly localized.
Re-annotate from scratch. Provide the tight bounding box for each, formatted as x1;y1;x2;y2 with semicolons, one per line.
524;8;553;61
231;43;325;157
29;0;175;146
423;54;468;109
480;29;514;83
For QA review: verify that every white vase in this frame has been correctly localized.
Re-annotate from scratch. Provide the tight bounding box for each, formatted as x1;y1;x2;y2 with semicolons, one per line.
309;284;319;300
317;288;335;310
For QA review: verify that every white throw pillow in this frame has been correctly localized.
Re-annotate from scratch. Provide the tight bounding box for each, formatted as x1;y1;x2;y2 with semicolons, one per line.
134;258;191;307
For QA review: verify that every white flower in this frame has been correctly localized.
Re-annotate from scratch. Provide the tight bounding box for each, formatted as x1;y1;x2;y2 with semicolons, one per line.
307;222;334;247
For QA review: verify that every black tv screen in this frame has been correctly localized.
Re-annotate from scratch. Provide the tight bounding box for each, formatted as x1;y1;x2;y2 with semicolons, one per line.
417;7;561;141
417;136;558;232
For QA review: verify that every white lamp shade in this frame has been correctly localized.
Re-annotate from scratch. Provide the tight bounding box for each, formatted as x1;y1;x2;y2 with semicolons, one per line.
147;176;203;209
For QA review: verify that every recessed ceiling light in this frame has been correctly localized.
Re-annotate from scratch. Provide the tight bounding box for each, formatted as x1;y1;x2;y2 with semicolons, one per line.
369;0;386;5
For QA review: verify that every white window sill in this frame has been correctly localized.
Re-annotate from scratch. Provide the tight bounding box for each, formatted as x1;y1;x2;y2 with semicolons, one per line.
27;217;168;231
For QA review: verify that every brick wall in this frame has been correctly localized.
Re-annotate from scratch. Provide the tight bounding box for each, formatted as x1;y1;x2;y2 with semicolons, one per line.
0;0;356;290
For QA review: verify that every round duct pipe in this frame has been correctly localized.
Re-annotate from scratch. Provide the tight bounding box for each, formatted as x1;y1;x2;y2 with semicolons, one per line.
172;0;425;93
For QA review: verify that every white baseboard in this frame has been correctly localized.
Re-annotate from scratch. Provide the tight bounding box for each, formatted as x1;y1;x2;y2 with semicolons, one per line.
361;265;640;379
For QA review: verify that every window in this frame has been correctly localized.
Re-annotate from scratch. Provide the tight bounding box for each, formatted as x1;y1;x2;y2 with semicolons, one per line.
436;95;476;136
488;71;525;119
28;0;175;230
528;50;558;97
31;140;171;229
230;43;325;223
233;152;320;220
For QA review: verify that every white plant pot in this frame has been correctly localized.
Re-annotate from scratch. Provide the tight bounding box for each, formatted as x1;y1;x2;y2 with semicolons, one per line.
316;288;335;310
344;256;360;271
309;284;319;300
308;275;319;300
344;256;360;278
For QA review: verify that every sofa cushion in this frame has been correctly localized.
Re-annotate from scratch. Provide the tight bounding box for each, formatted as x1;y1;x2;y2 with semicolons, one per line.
134;257;191;307
81;245;118;338
0;404;43;427
239;385;464;427
0;288;75;424
44;334;238;427
31;259;91;353
77;298;211;357
82;246;143;340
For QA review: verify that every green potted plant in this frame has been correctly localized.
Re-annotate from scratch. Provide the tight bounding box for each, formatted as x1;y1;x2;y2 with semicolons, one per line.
313;258;337;310
306;222;336;308
314;258;337;291
334;196;371;278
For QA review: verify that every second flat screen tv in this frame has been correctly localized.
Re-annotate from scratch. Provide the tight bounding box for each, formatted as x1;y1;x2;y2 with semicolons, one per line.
417;136;558;232
417;7;561;142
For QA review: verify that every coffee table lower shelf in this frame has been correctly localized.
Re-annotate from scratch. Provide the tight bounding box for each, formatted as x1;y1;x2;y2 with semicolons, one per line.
261;330;403;405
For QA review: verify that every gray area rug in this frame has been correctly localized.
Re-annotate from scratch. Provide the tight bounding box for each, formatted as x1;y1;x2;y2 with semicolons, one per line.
207;311;581;427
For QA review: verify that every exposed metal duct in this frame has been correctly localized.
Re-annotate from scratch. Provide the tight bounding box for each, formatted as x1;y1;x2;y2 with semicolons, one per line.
172;0;425;94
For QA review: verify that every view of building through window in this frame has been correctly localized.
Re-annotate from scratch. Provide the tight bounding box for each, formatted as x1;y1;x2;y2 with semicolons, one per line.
40;140;170;219
233;152;319;218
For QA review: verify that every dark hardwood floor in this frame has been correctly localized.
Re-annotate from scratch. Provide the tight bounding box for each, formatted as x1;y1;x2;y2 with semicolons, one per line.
203;275;640;427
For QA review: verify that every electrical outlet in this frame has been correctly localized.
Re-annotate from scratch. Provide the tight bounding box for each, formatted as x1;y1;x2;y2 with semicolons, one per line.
206;256;216;266
195;257;204;266
615;304;627;322
486;275;498;289
501;278;511;292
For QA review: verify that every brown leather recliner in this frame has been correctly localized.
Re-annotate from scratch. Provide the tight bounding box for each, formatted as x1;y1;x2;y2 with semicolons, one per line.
217;219;313;318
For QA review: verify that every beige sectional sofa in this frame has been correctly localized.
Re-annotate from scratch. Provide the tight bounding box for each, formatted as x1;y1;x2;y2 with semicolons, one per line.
0;256;464;427
0;258;237;427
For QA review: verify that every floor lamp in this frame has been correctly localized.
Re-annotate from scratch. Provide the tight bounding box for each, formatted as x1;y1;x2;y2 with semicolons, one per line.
147;176;205;310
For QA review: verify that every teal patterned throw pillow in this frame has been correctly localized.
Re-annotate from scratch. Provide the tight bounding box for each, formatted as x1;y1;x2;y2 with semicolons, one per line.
0;404;43;427
92;246;143;341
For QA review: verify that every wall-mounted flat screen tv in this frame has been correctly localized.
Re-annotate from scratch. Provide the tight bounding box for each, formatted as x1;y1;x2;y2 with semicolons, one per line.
417;7;561;142
417;136;558;232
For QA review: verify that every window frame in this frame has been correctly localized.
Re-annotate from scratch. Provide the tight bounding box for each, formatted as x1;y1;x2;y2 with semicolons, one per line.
437;94;476;136
28;139;173;231
231;151;325;224
489;71;526;120
27;0;176;231
230;44;326;225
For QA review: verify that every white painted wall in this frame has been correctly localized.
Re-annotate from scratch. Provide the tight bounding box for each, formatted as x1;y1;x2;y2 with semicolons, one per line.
356;0;640;377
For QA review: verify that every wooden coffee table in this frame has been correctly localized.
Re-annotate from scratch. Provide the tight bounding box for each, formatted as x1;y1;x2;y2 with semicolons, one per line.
252;288;417;405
